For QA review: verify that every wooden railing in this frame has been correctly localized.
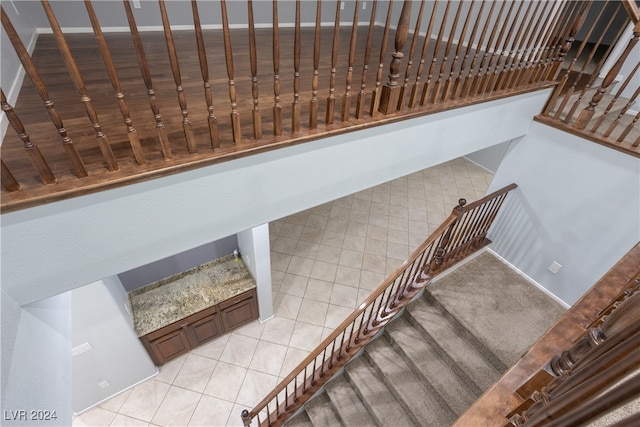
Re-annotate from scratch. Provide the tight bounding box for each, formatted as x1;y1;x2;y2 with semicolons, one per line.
240;183;518;427
1;1;566;212
506;272;640;426
537;0;640;157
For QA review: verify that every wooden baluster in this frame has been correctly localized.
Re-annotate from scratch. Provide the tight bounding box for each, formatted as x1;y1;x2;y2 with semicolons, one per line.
309;1;322;129
158;0;197;153
505;0;553;90
84;1;145;165
1;6;87;177
574;31;639;130
356;0;377;119
192;0;220;147
561;11;626;124
547;2;589;84
452;0;485;99
219;0;241;143
460;0;496;98
272;0;282;135
432;0;464;104
379;0;411;114
470;0;507;96
484;0;526;94
603;86;640;139
591;61;639;134
422;0;451;104
409;0;438;108
341;0;360;121
244;0;261;140
477;0;520;95
370;0;393;116
292;0;301;131
41;0;118;171
618;110;640;145
1;89;55;185
123;0;171;160
442;1;475;101
1;160;20;192
326;0;341;124
552;3;608;119
397;0;425;110
530;1;578;84
495;0;538;92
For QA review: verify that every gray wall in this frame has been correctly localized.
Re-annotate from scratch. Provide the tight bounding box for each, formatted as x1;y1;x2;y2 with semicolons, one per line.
72;278;157;414
1;89;550;306
488;122;640;305
464;140;513;174
1;293;72;427
118;234;238;291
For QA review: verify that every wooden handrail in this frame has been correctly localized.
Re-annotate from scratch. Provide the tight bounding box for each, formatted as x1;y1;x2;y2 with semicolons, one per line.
3;1;569;212
507;272;640;427
241;183;518;427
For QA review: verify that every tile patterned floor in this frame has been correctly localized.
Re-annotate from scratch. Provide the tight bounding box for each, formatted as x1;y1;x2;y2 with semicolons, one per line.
73;158;493;427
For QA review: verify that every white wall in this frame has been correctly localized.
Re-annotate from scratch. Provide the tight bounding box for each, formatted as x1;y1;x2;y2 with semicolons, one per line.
237;224;274;322
71;278;157;414
465;140;513;174
487;122;640;305
0;89;551;306
1;292;72;427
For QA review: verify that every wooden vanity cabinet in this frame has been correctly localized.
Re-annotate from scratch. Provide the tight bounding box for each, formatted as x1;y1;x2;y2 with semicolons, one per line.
140;289;257;365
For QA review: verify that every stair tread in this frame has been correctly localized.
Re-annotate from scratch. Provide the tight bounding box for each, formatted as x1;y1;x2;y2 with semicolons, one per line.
407;296;503;390
345;357;417;427
304;392;342;427
285;410;313;427
366;337;456;427
386;317;479;415
325;375;377;427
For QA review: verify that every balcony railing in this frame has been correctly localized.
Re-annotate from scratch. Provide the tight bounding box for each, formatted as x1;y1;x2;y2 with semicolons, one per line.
536;0;640;157
1;0;571;212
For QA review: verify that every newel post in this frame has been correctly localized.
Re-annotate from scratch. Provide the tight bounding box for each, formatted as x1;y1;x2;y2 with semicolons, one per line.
574;27;640;129
432;198;466;270
241;409;251;426
379;0;411;114
547;5;588;81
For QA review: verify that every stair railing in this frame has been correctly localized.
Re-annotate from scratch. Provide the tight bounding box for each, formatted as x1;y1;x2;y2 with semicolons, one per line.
537;0;640;157
506;273;640;427
241;183;518;427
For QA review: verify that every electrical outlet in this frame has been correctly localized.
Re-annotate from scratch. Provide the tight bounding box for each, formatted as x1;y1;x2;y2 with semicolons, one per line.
132;0;141;9
362;2;366;10
548;261;562;274
340;1;345;10
98;380;110;389
71;342;92;356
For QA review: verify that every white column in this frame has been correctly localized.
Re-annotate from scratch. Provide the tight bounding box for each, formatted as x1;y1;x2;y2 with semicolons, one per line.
237;224;274;322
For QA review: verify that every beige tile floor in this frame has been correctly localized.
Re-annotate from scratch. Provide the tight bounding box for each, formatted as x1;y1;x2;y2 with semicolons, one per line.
73;157;493;427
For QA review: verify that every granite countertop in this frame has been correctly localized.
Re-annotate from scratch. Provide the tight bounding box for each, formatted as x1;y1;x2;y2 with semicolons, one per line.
129;254;256;337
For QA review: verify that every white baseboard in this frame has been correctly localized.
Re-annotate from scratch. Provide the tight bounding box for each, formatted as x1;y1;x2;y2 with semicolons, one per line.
487;248;570;309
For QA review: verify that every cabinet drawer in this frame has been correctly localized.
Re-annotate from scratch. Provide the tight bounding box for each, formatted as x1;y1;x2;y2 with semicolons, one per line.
185;312;223;347
148;329;190;365
220;291;258;331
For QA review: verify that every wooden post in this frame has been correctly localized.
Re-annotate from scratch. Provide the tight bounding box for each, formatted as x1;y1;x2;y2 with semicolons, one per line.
272;0;282;135
574;30;639;130
341;0;360;122
379;0;411;114
221;0;242;143
309;1;322;129
1;160;20;192
1;5;87;177
292;0;301;131
158;0;197;153
42;0;118;171
398;0;425;110
326;0;341;124
246;0;262;140
370;0;393;116
192;0;221;147
356;0;377;119
122;0;172;160
1;88;55;185
409;0;438;108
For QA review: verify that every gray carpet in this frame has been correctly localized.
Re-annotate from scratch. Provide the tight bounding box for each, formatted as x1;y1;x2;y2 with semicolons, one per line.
285;250;566;427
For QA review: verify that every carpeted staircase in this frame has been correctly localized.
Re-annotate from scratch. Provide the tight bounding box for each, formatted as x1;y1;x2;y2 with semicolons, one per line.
285;251;566;427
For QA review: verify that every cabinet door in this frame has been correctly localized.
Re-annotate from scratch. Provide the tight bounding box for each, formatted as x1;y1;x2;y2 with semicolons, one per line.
149;329;190;365
220;295;258;331
185;312;223;347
